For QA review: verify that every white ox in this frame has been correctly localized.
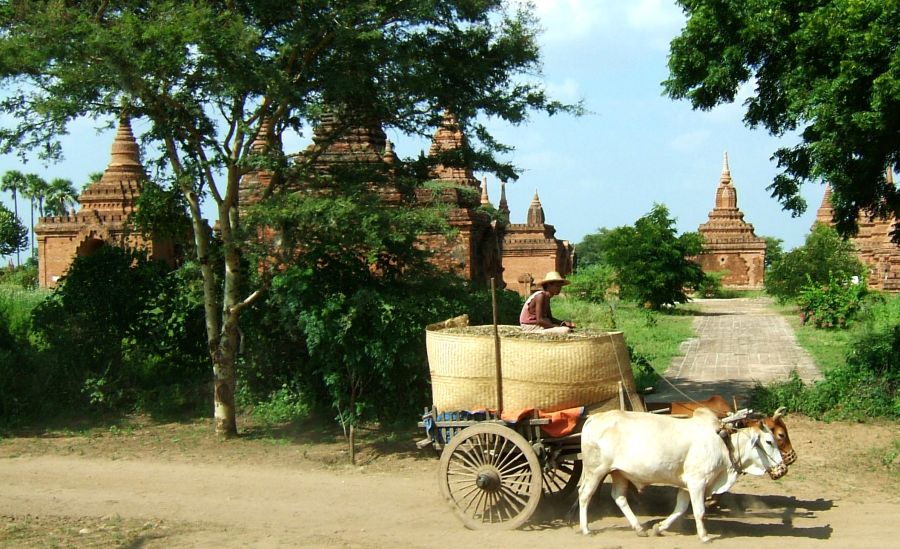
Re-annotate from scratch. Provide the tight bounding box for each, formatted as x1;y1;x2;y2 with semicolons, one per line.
578;408;787;543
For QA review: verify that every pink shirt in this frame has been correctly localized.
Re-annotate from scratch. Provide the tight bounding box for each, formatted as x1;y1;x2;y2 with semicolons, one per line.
519;290;549;325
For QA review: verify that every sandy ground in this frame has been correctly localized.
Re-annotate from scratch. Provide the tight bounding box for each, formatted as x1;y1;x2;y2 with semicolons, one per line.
0;414;898;548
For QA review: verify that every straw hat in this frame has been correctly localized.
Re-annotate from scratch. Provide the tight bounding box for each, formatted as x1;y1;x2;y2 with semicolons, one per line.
538;271;570;287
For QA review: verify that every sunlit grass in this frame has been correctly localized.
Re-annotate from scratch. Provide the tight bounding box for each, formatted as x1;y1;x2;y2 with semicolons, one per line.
553;297;697;374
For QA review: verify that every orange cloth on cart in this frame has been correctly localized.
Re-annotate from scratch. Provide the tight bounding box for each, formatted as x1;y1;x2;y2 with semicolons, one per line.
501;406;584;437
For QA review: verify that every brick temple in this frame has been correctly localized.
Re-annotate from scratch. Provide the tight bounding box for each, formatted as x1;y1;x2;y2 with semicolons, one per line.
240;110;504;286
487;185;574;296
696;153;766;289
34;117;173;288
814;171;900;292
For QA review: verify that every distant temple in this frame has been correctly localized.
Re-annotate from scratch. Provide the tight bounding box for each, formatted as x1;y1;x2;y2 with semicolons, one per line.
695;153;766;289
239;109;504;286
814;170;900;292
486;184;573;296
34;117;173;288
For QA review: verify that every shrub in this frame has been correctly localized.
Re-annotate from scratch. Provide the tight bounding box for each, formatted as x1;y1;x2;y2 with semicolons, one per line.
566;264;616;304
29;247;208;415
796;273;867;328
766;224;864;302
696;270;726;298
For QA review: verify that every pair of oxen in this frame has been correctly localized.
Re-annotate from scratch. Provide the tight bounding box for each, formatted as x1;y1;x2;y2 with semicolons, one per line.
577;397;795;543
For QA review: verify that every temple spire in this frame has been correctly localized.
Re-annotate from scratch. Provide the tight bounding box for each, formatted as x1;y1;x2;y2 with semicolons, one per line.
250;117;273;152
480;176;491;205
102;115;143;181
526;189;545;226
720;151;732;185
499;181;510;222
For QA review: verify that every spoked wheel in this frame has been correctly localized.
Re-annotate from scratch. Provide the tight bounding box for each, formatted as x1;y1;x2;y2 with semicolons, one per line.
541;455;582;502
438;423;542;529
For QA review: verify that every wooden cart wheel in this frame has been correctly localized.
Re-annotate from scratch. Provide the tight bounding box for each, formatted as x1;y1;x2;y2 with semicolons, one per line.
438;423;543;529
541;456;582;502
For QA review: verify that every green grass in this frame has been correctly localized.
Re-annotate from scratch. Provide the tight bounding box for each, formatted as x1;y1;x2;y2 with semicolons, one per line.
0;284;48;332
553;297;697;374
773;301;853;373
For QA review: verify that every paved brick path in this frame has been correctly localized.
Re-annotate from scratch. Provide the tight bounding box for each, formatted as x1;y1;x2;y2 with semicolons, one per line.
646;297;822;408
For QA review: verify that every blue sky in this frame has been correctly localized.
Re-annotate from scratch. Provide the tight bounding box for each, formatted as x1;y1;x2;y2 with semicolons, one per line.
1;0;824;265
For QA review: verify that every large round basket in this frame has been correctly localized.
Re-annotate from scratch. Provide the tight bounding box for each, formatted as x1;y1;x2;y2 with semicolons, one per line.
426;319;641;412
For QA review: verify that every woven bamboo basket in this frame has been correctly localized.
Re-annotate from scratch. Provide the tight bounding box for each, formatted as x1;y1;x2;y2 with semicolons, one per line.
426;317;642;413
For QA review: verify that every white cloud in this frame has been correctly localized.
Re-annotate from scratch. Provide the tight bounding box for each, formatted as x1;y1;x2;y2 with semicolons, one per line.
625;0;684;30
519;0;608;43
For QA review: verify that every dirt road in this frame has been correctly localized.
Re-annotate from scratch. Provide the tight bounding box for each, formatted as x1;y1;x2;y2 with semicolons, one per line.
1;414;898;548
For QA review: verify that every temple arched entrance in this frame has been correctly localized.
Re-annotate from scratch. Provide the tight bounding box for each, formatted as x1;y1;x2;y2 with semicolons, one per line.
76;237;106;258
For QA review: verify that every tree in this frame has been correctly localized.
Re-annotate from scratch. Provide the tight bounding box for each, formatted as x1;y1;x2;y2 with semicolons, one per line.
0;170;26;265
664;0;900;241
0;2;573;437
45;178;79;216
763;236;784;271
575;228;614;269
603;204;706;309
0;203;27;257
765;223;865;302
19;173;47;258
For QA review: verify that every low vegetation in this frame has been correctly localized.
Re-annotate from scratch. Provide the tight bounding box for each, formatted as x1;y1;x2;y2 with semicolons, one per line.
755;292;899;421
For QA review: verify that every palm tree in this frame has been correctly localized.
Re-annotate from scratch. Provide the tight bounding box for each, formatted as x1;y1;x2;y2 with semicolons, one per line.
21;173;48;259
46;178;79;216
0;170;26;266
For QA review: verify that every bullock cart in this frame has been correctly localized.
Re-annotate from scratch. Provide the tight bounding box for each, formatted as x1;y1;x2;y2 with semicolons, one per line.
417;315;645;530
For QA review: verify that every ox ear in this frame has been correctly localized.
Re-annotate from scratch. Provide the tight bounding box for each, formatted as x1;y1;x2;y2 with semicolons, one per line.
773;406;787;420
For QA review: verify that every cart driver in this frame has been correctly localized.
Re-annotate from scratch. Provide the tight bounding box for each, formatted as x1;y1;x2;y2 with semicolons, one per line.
519;271;575;334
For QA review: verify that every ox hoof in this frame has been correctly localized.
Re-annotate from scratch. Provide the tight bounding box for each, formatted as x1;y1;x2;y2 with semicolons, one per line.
699;535;712;543
651;524;663;537
635;528;648;538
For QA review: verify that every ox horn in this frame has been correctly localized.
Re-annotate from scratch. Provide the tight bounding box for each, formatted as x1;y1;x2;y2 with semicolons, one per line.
773;406;787;420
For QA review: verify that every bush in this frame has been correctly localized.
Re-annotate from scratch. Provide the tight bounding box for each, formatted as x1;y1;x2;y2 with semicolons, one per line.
0;262;37;289
0;285;46;422
29;247;208;416
696;270;726;298
566;264;616;304
766;224;864;302
796;273;867;328
238;269;522;427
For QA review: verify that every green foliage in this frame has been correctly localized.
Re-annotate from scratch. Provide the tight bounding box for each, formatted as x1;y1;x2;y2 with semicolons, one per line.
755;294;900;420
0;1;579;436
566;263;617;304
0;203;27;256
763;236;784;270
574;228;614;269
130;179;194;251
246;384;311;425
766;224;865;302
696;270;726;298
0;285;46;421
602;204;706;310
29;247;208;415
0;261;36;289
797;273;868;328
665;0;900;240
45;178;78;216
